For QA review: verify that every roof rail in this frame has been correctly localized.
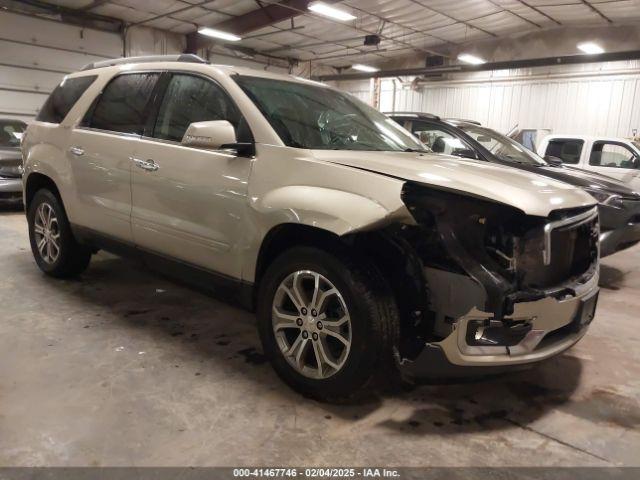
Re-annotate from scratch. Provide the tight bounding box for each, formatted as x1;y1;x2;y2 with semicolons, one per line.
445;118;482;126
81;54;207;71
384;112;441;121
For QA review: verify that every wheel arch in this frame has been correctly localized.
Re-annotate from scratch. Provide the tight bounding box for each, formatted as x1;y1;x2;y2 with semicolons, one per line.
24;172;61;211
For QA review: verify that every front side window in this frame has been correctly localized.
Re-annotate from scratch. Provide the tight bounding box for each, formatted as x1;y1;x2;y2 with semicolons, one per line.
153;74;245;143
36;75;97;124
460;125;546;165
544;139;584;164
0;119;27;148
234;76;425;152
88;73;160;135
590;141;640;169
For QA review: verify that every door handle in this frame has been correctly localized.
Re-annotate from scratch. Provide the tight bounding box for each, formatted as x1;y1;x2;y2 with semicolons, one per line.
132;157;159;172
69;146;84;156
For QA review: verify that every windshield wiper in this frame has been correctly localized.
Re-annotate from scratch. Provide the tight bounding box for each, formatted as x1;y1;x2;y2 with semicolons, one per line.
404;148;430;153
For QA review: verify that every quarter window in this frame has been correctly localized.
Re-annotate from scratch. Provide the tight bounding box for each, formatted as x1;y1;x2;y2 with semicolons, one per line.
153;74;245;143
88;73;160;135
590;141;640;169
544;139;584;164
37;75;97;124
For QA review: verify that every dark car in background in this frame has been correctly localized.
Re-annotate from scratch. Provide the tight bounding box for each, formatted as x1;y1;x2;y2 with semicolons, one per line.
388;112;640;257
0;118;26;205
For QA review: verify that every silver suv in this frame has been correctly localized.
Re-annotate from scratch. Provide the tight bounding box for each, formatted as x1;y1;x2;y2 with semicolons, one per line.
23;55;600;400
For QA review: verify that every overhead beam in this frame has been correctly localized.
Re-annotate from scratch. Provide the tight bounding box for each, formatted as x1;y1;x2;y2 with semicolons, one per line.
209;0;340;36
315;50;640;81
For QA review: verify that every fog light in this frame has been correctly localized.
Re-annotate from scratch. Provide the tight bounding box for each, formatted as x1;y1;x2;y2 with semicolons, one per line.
466;319;533;347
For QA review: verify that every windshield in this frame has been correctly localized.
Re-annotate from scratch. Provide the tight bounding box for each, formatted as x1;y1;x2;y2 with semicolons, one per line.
234;76;425;152
0;120;26;148
460;124;547;166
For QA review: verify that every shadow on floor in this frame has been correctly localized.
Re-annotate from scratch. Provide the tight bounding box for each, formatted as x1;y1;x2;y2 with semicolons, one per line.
599;264;626;290
0;204;23;214
27;251;586;435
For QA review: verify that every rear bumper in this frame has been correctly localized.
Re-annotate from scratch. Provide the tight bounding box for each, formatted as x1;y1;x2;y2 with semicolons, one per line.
0;178;23;204
399;270;599;378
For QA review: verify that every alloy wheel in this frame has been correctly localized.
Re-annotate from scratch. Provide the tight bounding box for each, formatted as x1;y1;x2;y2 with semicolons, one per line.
33;202;61;265
272;270;352;379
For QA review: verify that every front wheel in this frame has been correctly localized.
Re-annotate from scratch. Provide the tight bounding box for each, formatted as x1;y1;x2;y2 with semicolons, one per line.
257;246;399;401
27;189;92;278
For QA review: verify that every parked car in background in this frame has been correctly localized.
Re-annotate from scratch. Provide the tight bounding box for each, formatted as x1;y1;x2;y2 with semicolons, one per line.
537;134;640;191
0;118;26;205
388;113;640;257
23;56;600;400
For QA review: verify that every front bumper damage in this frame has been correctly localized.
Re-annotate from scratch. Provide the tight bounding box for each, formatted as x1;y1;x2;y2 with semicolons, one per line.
392;182;600;378
400;267;598;377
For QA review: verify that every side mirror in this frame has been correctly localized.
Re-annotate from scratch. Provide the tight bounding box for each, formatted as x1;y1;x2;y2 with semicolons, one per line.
182;120;237;150
182;120;255;157
452;148;477;160
545;155;563;166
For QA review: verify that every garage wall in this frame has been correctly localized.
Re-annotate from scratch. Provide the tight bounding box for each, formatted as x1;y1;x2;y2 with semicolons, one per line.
0;11;121;121
335;60;640;139
0;11;185;122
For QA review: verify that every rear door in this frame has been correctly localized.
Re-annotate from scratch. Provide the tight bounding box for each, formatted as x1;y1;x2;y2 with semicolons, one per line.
69;72;160;242
130;72;253;278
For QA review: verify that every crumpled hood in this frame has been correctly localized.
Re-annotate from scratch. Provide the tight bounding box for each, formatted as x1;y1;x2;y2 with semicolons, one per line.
311;150;597;218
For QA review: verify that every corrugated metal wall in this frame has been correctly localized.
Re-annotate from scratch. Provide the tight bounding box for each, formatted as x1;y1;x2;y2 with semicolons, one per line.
336;61;640;139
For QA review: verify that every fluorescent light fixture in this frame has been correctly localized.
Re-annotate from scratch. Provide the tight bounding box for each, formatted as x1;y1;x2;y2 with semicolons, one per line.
457;53;486;65
308;2;356;21
578;42;604;54
352;64;379;72
198;27;241;42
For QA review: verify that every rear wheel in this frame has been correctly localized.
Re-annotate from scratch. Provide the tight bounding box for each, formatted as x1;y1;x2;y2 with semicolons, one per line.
257;246;399;401
27;189;91;278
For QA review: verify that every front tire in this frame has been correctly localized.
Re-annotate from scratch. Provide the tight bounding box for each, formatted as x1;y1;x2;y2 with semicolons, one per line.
27;189;91;278
257;246;399;402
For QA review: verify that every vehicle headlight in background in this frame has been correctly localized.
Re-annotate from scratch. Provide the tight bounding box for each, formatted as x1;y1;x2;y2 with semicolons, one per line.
584;188;623;209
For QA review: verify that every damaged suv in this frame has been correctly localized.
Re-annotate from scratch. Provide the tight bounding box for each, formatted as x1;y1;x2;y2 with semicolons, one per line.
23;55;599;400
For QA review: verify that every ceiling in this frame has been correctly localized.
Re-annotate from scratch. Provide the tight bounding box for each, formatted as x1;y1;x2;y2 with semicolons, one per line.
27;0;640;68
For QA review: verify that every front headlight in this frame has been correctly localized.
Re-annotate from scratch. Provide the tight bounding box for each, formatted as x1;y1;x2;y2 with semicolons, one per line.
584;188;623;208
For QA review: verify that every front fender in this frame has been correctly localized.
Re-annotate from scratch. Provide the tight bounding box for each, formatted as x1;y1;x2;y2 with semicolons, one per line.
255;185;403;236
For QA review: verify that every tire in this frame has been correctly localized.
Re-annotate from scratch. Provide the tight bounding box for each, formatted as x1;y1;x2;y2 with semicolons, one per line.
257;246;400;402
27;188;92;278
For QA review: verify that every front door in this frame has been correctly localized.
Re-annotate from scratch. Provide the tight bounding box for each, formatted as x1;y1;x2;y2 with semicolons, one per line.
131;72;253;278
587;140;640;190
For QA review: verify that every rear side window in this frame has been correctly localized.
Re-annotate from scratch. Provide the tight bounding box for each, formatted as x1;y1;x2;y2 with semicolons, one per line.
36;75;97;123
545;139;584;164
87;73;160;135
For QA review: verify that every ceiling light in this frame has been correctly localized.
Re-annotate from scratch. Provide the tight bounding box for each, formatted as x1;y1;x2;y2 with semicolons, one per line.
198;27;241;42
352;64;379;72
578;42;604;54
308;2;356;21
458;53;486;65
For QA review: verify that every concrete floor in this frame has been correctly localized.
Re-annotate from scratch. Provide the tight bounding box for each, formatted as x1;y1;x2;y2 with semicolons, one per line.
0;207;639;467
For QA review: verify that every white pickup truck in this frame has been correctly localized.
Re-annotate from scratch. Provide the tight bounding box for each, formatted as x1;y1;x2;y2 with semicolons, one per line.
537;134;640;191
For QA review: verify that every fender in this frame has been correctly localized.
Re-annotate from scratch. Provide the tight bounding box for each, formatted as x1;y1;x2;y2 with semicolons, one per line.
256;185;408;235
